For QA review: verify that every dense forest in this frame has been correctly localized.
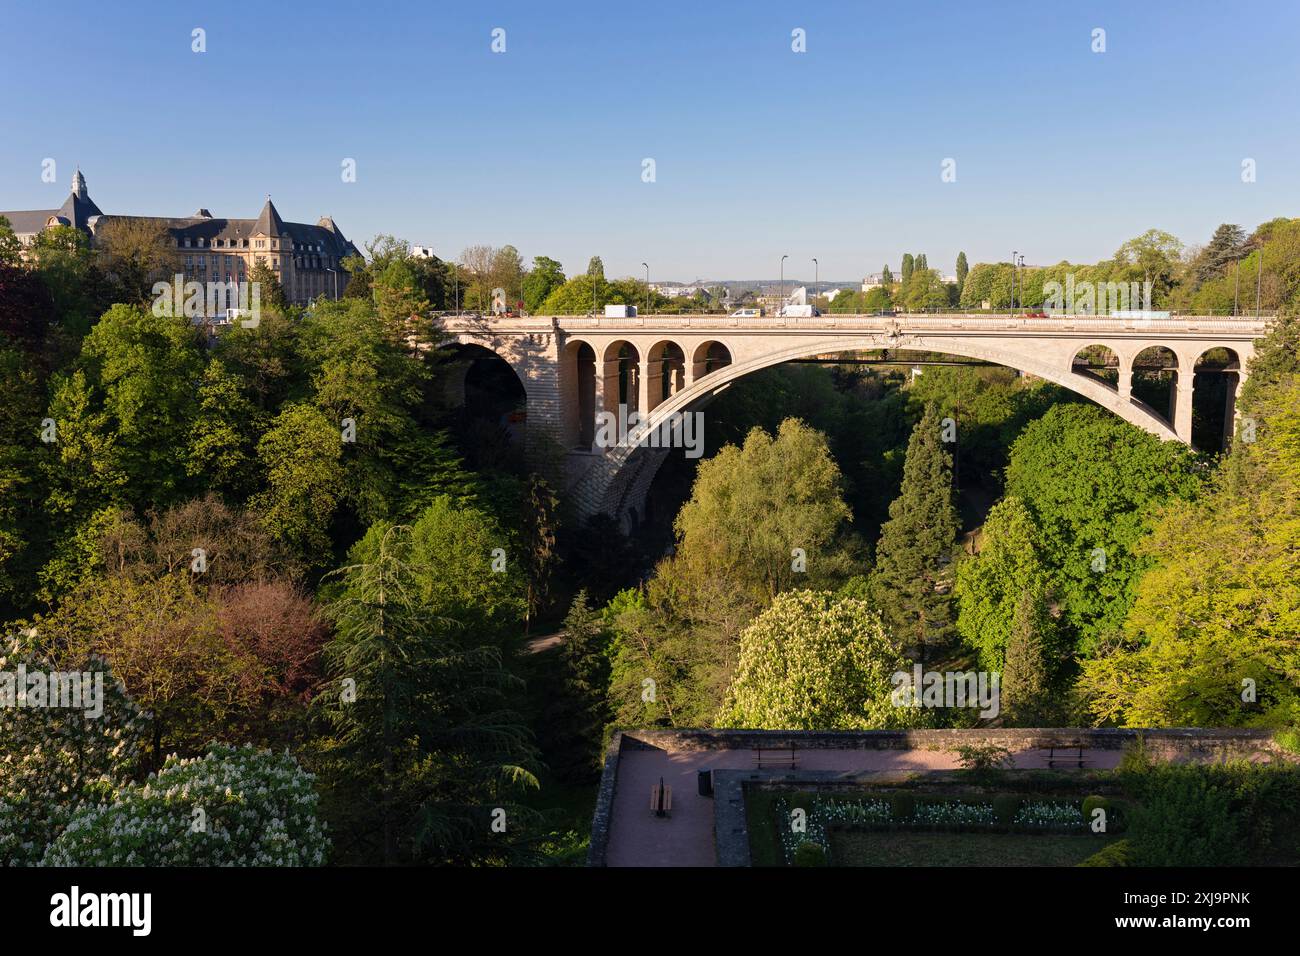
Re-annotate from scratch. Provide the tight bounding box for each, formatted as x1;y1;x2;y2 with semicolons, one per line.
2;213;1298;866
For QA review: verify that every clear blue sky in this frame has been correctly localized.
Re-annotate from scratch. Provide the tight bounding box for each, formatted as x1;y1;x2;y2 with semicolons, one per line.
2;0;1297;282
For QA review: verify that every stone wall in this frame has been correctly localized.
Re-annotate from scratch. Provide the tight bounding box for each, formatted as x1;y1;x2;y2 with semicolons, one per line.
616;727;1281;759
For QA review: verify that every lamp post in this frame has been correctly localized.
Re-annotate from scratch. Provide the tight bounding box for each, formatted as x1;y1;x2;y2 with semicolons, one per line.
1255;252;1263;318
1011;250;1018;314
1233;255;1241;316
642;262;650;316
812;257;818;306
325;267;337;300
780;254;788;312
1017;254;1026;312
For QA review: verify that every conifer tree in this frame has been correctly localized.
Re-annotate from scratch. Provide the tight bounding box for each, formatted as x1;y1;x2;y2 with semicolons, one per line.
1001;585;1054;725
956;251;969;295
543;590;612;781
870;403;959;663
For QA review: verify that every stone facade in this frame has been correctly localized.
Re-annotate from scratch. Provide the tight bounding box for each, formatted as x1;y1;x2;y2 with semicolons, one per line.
1;170;358;306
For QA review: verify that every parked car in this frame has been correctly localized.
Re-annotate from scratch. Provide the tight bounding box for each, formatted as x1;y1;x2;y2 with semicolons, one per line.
730;308;762;318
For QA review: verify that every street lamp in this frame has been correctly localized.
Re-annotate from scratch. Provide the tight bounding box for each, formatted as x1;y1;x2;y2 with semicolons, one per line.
1233;255;1241;316
1011;250;1018;314
1017;254;1026;312
780;254;788;311
812;257;818;305
642;262;650;316
325;267;338;300
1255;253;1263;318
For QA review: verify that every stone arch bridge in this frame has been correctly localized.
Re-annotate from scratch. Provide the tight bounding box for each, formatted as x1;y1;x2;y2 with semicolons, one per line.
443;312;1270;528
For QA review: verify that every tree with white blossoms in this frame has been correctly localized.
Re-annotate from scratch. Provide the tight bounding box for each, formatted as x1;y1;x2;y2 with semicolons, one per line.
41;743;329;866
0;636;145;866
717;590;924;730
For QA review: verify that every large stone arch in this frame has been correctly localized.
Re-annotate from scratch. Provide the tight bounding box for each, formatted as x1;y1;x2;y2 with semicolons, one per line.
446;328;565;466
572;333;1191;526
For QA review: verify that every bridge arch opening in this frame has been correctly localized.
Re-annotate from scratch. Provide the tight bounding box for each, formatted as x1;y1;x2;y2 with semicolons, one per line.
646;340;687;412
1192;347;1241;453
603;341;641;414
1130;346;1180;427
564;339;597;448
1071;344;1120;390
691;340;732;381
441;342;528;468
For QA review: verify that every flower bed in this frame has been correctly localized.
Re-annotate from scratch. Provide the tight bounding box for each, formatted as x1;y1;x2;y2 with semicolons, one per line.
1014;800;1089;831
766;790;1111;864
911;800;996;828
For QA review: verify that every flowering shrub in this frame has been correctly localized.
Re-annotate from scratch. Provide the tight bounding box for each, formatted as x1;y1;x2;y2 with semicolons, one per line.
911;800;996;827
0;640;145;866
1014;800;1088;831
42;744;329;866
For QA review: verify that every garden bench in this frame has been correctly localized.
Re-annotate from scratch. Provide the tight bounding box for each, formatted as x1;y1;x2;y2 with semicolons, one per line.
753;745;798;770
1048;744;1091;768
651;778;672;818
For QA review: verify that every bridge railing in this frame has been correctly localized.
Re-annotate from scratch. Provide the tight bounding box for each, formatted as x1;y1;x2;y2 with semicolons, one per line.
442;312;1274;335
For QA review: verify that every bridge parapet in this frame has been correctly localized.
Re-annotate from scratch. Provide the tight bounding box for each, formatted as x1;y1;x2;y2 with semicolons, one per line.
444;313;1270;337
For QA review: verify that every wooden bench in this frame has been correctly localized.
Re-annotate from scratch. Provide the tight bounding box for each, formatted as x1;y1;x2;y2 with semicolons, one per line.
753;745;798;770
1048;745;1092;769
651;778;672;818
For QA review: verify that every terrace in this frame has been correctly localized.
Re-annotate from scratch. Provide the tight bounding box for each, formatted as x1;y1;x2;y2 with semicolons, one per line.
589;728;1281;867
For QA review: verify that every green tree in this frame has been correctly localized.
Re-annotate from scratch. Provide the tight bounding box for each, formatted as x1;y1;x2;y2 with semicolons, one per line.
185;358;261;500
250;403;345;561
371;257;431;338
870;403;959;662
1114;228;1184;302
1000;584;1055;725
671;418;854;607
955;496;1051;670
401;495;526;650
93;216;180;304
956;251;969;296
315;523;539;865
42;304;203;522
523;256;565;311
1080;346;1300;727
718;590;921;730
248;260;288;313
1004;404;1201;650
0;216;21;267
0;345;47;614
542;590;612;781
1194;223;1246;285
521;474;559;632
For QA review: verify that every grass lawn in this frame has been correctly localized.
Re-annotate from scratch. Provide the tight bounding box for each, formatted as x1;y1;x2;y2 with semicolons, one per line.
829;829;1120;867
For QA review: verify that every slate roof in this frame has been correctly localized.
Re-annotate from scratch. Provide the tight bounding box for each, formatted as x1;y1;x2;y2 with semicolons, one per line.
1;178;358;260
